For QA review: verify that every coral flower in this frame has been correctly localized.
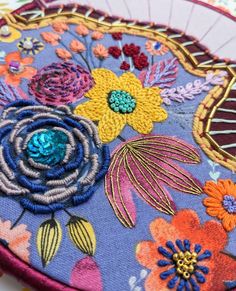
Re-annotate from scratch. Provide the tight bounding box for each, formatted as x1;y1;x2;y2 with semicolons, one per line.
203;179;236;232
136;209;236;291
0;51;36;86
74;68;168;143
75;24;89;36
56;48;72;61
0;219;31;262
92;44;109;60
145;40;169;56
40;32;61;45
52;21;69;34
91;31;104;40
69;39;86;53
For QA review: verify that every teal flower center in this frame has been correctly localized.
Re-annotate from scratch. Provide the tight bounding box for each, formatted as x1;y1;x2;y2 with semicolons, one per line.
108;90;136;114
27;130;68;166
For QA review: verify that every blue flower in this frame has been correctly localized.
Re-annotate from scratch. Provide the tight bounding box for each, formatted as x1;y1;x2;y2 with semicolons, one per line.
0;100;110;214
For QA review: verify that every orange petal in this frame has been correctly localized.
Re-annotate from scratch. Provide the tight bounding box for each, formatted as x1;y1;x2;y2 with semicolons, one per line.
222;214;236;232
5;51;21;64
4;73;21;86
20;66;37;79
21;56;34;65
201;220;227;250
210;252;236;290
145;268;168;291
203;180;225;199
0;65;7;75
172;209;201;234
150;217;181;245
136;241;161;270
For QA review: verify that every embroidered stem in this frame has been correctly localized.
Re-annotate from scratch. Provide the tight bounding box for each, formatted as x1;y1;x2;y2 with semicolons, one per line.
118;40;125;62
67;30;85;44
10;209;26;229
79;52;92;72
64;209;74;218
117;135;126;142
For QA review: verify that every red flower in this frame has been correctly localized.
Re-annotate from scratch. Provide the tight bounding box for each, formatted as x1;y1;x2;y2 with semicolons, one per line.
111;32;122;40
108;46;121;59
133;53;149;70
120;61;130;71
123;43;140;57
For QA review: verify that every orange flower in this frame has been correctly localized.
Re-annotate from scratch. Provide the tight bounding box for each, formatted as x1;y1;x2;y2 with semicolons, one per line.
203;179;236;232
136;209;236;291
91;31;104;40
0;51;37;86
40;32;61;45
52;20;69;34
0;219;31;262
145;40;169;56
56;48;72;61
92;44;109;60
69;39;86;53
75;24;89;36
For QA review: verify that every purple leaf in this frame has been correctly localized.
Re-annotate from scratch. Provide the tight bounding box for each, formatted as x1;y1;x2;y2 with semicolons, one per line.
139;58;179;88
70;256;103;291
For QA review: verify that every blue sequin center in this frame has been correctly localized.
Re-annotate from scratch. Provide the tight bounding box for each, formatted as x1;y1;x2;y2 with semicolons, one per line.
27;129;68;166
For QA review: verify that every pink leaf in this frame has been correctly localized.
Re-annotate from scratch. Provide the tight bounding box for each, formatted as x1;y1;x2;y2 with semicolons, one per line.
131;135;201;164
105;148;136;228
126;150;176;215
70;256;103;291
139;58;178;88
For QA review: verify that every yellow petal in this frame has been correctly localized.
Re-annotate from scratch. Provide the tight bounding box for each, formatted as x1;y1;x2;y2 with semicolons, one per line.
119;72;142;96
86;68;119;99
127;109;153;134
74;99;107;121
98;110;126;143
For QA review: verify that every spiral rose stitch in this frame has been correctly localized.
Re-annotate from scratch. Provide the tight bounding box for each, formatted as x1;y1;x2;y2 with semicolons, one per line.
0;101;110;214
28;62;94;106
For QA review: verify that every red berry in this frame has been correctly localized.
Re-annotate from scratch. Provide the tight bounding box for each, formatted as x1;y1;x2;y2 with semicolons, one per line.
120;61;130;71
112;33;122;40
108;46;122;59
122;43;140;57
133;53;149;70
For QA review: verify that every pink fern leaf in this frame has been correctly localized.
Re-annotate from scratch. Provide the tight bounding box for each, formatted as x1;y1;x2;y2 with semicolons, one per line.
139;58;179;88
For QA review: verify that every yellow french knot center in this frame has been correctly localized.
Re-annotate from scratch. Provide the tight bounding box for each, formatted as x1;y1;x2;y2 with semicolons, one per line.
172;251;198;280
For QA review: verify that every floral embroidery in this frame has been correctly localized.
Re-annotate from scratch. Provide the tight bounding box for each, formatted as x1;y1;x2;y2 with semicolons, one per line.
0;100;109;213
74;68;167;143
0;219;31;263
136;210;236;290
0;51;36;86
145;40;169;56
17;37;44;55
105;135;202;227
203;179;236;232
92;44;109;61
55;48;72;61
0;25;21;43
41;31;61;45
28;62;93;105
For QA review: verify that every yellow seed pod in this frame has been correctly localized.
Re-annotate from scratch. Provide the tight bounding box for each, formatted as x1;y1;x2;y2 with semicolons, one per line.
37;218;62;267
172;253;179;261
178;251;184;259
183;271;190;280
67;216;96;256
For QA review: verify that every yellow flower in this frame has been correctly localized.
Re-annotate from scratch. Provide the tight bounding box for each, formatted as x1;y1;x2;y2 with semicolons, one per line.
74;68;167;143
0;25;21;43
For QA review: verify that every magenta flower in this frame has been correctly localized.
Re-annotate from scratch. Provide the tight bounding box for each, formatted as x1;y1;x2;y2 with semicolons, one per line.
105;135;202;228
28;62;93;106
